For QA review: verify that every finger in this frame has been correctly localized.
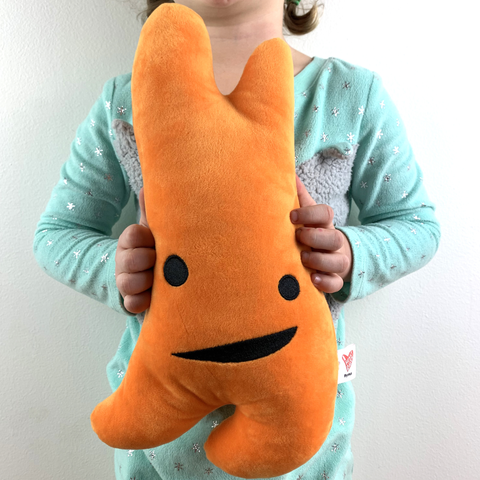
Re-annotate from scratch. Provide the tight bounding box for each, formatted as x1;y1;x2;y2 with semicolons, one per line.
120;247;157;273
117;269;154;297
310;272;344;294
301;250;349;275
295;174;316;207
138;187;150;229
296;227;344;252
290;203;334;228
123;289;152;315
118;224;155;250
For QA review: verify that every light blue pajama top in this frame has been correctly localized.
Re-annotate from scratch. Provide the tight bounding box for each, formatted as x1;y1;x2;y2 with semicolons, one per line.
32;55;441;480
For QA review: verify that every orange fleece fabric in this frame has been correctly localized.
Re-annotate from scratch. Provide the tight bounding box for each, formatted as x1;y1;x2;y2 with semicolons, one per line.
90;4;338;478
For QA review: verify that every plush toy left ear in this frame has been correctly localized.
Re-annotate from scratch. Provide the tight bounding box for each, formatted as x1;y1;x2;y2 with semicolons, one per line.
90;4;338;479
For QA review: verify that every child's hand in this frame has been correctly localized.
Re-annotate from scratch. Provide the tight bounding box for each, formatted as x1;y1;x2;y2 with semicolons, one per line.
290;174;353;294
115;187;156;314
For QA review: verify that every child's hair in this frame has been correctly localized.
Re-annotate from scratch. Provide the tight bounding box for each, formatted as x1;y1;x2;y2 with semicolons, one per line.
137;0;325;36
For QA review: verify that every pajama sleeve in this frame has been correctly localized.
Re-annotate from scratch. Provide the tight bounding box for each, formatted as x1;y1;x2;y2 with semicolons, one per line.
32;76;135;317
332;72;441;303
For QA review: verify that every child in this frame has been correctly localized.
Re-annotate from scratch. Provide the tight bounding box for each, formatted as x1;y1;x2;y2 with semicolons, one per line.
32;0;441;478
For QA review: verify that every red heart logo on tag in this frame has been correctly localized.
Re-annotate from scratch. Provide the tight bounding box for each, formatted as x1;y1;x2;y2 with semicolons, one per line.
342;351;353;372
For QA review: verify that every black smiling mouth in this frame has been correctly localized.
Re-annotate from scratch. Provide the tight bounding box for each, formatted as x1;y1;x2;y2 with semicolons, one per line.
172;326;297;363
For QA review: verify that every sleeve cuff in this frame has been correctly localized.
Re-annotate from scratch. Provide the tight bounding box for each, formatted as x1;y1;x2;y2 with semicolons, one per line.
331;225;366;303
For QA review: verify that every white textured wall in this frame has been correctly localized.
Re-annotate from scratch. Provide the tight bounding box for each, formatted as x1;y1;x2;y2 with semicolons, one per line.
1;0;478;478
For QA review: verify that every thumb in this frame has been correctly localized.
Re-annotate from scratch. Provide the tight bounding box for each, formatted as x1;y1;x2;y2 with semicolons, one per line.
295;173;316;208
138;187;149;228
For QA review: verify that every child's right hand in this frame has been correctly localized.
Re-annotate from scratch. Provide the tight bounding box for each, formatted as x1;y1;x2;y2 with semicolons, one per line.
115;187;156;314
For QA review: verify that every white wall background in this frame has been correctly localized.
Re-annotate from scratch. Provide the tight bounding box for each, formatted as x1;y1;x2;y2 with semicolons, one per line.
1;0;478;478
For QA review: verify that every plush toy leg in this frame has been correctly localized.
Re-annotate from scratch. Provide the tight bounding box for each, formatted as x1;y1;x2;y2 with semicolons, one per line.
90;337;214;450
203;396;327;479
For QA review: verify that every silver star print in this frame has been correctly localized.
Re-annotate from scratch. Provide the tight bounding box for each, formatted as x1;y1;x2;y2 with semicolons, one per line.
332;107;340;117
402;191;409;198
101;253;109;263
368;157;375;165
104;173;113;181
128;450;134;457
339;418;345;426
342;81;350;89
358;271;365;278
322;133;329;142
411;228;417;234
355;241;361;247
360;181;367;189
76;137;81;145
95;147;103;156
149;450;156;460
384;174;391;182
390;265;397;270
192;443;201;453
331;443;339;452
46;240;52;246
359;106;365;115
205;468;214;475
347;133;354;143
79;163;85;172
321;472;329;479
117;370;124;378
301;91;307;97
384;238;391;242
174;463;183;471
105;101;111;110
117;106;127;115
73;250;81;259
212;421;219;429
305;129;311;138
393;146;399;155
337;389;343;399
90;119;95;127
377;129;383;139
380;100;385;108
313;105;319;113
67;202;75;211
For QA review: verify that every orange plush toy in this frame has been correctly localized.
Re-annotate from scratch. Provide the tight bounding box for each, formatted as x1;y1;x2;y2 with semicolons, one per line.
90;3;338;478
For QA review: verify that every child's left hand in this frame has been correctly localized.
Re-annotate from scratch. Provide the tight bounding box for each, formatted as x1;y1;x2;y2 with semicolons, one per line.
291;174;353;294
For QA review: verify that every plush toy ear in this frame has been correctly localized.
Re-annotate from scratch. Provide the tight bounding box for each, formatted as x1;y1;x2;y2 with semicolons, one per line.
91;4;338;479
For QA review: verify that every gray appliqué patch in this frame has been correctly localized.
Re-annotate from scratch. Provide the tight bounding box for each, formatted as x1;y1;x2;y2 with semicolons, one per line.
296;144;359;326
112;119;143;198
111;119;357;328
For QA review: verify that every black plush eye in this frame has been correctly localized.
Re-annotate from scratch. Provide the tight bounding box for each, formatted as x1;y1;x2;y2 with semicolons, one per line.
278;274;300;300
164;254;189;287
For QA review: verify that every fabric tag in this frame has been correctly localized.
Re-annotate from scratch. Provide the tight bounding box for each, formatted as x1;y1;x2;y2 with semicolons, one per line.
337;344;356;384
